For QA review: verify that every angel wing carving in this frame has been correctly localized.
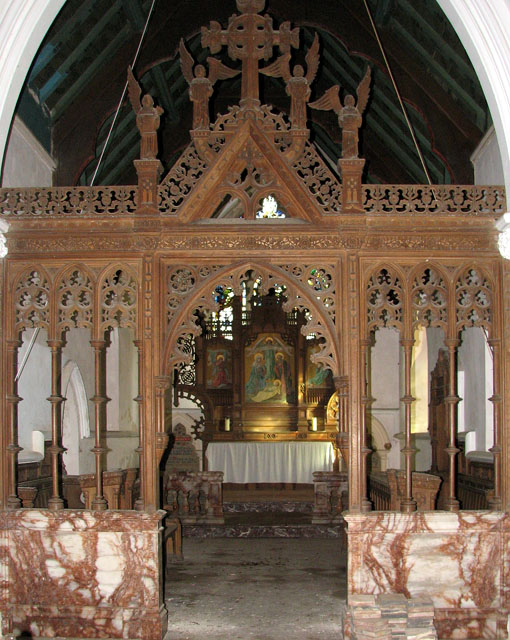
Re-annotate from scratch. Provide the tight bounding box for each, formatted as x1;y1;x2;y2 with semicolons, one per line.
260;54;291;82
356;66;371;114
127;65;142;112
207;57;241;84
305;33;320;84
309;85;341;114
179;39;195;84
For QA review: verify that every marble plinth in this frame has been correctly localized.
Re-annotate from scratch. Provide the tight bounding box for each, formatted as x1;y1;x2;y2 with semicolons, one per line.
0;509;167;639
344;510;509;639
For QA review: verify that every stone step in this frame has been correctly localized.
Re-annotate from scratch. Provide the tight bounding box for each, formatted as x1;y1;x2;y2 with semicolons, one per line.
223;500;314;513
183;522;344;538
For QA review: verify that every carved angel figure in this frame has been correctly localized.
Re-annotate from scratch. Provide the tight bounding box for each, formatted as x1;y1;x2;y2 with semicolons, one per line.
127;66;163;159
261;34;320;129
180;39;240;130
309;67;371;158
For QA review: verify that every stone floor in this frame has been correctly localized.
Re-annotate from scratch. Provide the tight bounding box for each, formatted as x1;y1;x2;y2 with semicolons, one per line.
164;537;348;640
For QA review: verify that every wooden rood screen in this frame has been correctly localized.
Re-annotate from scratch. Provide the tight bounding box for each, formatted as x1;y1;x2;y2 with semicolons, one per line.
0;0;506;513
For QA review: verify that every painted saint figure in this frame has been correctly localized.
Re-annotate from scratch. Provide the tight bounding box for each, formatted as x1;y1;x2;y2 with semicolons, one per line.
211;353;231;388
245;352;267;397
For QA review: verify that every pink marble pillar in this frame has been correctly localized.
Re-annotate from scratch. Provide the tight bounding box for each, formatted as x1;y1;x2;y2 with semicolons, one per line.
0;509;167;639
344;510;509;639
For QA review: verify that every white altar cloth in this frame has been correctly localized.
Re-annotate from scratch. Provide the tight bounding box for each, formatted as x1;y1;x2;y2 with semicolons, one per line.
206;441;334;483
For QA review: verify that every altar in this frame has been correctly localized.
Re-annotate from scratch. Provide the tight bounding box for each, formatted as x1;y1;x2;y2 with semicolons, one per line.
205;441;335;484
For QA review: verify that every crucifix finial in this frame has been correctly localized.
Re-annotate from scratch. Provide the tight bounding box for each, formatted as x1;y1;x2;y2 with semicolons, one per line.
201;1;299;108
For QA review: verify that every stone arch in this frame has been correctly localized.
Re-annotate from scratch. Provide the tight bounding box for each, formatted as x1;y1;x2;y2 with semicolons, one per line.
365;414;392;472
162;261;340;377
61;360;90;475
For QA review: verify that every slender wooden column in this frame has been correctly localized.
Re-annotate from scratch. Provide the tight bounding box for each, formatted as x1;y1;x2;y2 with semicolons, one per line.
155;375;170;467
90;339;107;510
134;339;145;511
360;339;372;512
334;375;349;469
400;338;417;512
488;338;502;510
444;337;460;511
6;338;22;508
47;338;65;510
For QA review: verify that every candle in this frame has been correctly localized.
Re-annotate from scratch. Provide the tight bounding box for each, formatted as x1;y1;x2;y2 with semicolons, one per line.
225;418;231;431
312;417;317;431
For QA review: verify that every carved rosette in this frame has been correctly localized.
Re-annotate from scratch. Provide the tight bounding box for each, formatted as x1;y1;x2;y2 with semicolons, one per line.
277;263;337;324
455;266;493;335
14;268;51;331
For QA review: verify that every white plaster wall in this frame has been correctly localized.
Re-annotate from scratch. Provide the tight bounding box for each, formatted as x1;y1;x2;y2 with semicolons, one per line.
2;117;55;187
17;329;51;453
471;125;505;185
368;328;401;470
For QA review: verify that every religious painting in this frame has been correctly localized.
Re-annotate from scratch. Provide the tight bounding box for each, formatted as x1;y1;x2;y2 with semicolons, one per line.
244;334;295;404
306;344;333;388
206;347;232;389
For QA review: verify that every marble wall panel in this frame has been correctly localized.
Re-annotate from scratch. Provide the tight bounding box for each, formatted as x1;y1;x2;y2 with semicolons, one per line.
344;511;509;640
1;509;167;639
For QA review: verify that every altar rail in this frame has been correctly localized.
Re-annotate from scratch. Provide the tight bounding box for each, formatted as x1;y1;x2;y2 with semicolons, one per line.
368;470;441;511
0;184;504;218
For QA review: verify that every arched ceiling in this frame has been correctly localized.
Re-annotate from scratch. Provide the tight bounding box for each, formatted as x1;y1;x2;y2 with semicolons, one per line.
17;0;491;187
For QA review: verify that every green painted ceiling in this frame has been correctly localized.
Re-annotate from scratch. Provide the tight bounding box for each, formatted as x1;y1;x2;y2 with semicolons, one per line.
17;0;491;187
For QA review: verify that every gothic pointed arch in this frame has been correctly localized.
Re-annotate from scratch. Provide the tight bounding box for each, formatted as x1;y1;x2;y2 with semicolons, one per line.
162;261;340;377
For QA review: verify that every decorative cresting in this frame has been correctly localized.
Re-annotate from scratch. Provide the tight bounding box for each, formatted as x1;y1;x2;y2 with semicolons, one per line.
411;264;448;332
56;266;94;332
14;268;50;331
366;266;404;332
0;186;138;218
163;262;339;376
99;266;138;333
363;184;505;217
455;265;493;334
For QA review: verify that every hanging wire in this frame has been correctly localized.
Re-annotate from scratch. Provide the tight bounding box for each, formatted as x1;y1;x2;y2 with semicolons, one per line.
90;0;158;186
362;0;435;187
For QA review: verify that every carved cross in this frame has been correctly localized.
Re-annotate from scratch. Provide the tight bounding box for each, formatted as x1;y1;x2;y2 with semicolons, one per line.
201;0;298;106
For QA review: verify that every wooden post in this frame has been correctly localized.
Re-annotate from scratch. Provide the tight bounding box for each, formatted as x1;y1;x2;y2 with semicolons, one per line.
400;338;417;512
359;339;371;512
488;338;502;510
6;338;21;508
47;338;65;510
444;337;460;511
90;339;107;510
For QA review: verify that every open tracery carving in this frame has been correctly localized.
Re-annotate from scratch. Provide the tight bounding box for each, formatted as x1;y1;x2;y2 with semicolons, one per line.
366;266;404;333
159;144;208;215
277;263;337;324
56;267;94;332
164;263;339;375
411;265;448;332
455;266;493;335
14;268;51;331
99;267;138;333
292;143;343;216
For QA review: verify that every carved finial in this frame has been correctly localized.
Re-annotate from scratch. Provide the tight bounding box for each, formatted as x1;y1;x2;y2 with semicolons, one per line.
309;66;371;158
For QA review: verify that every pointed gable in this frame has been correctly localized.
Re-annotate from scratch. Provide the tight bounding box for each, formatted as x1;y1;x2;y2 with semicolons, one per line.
159;0;345;223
